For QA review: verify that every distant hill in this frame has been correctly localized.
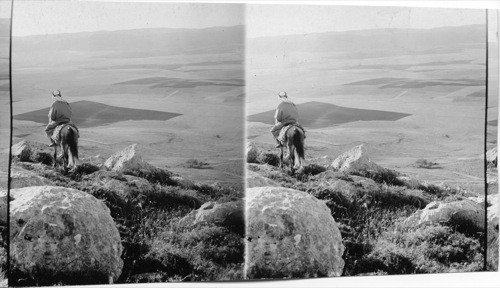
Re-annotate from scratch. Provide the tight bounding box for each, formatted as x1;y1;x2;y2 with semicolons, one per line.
247;101;411;129
14;100;182;128
13;25;244;57
249;24;485;58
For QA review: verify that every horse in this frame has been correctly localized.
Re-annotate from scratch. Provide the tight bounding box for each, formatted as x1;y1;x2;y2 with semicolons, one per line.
53;125;79;172
279;125;305;174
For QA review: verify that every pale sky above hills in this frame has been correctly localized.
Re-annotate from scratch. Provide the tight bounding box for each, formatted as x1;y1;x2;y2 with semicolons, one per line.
247;5;486;38
10;1;244;36
3;1;496;42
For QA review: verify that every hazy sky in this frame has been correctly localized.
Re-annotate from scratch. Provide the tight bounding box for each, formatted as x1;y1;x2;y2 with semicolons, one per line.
11;1;244;36
2;1;490;37
247;5;486;38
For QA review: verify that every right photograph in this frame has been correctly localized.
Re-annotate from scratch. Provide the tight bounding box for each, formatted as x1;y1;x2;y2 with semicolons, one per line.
245;4;498;279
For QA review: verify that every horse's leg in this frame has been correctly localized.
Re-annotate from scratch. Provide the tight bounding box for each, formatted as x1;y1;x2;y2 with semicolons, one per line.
63;143;69;172
298;137;304;170
288;143;295;174
53;146;58;168
279;146;284;168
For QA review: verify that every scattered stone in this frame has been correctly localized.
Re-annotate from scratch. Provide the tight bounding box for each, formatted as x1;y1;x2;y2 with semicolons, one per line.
246;142;258;163
245;187;345;279
487;147;497;167
331;144;383;174
10;186;123;283
246;170;279;188
104;144;155;173
179;200;244;234
404;199;485;233
487;170;498;195
11;140;35;162
11;140;52;163
257;151;280;167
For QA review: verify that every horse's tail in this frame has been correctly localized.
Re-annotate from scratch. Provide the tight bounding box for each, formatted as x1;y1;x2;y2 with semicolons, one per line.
292;127;305;165
67;127;79;168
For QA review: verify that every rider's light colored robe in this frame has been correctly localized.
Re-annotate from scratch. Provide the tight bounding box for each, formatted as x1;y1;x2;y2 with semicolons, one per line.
45;98;72;138
271;101;299;138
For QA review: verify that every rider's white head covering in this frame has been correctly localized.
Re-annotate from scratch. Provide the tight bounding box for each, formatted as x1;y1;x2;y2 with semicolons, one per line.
278;91;293;104
52;90;68;103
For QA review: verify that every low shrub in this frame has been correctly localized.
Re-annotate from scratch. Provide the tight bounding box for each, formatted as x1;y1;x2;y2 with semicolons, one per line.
257;152;280;167
30;151;53;166
414;159;440;169
125;168;177;186
351;168;404;186
184;159;210;169
69;163;101;181
355;224;484;275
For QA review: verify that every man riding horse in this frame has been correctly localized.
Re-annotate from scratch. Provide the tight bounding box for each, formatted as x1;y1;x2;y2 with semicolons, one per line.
45;90;73;147
45;90;80;171
270;91;305;148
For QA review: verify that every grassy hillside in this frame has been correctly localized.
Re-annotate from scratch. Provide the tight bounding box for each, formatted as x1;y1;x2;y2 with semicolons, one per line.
247;144;486;275
9;145;244;285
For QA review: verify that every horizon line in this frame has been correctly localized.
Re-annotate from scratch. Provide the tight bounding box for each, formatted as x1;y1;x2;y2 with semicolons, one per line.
8;23;484;38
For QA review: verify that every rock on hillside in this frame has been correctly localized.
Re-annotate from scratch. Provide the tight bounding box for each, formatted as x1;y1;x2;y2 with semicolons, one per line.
245;186;345;279
10;186;123;284
0;189;6;226
331;144;383;174
11;140;45;160
179;200;244;235
11;140;54;164
487;147;497;167
404;199;485;233
246;142;258;163
104;144;156;173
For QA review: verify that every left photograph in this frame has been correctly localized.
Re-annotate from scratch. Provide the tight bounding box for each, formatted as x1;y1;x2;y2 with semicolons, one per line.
0;0;11;286
8;1;245;285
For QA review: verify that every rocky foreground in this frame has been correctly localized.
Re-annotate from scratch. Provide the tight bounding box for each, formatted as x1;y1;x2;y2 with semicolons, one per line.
1;139;498;283
246;142;498;277
5;140;245;285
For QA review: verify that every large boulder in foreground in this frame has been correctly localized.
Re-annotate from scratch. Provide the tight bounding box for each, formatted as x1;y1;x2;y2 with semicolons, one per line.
104;144;155;173
246;170;279;188
487;194;499;270
10;186;123;284
331;144;383;174
245;187;345;279
404;199;485;233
